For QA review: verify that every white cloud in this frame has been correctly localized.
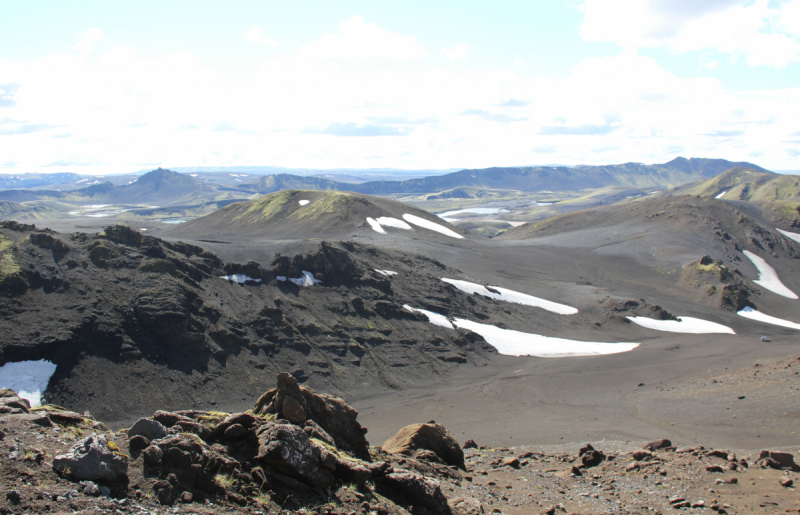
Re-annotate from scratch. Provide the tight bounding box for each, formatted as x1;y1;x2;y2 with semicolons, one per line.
298;15;428;59
514;58;524;66
244;26;278;46
73;28;107;54
1;25;800;173
580;0;800;68
440;43;470;60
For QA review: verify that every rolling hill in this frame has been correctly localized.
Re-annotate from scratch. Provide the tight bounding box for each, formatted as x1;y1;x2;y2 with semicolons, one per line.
168;189;470;241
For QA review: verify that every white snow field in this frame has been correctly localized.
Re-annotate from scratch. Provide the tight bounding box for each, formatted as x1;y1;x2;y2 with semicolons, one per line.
742;250;798;299
737;306;800;330
453;318;639;357
777;229;800;244
406;305;639;357
375;269;398;276
441;278;578;315
402;214;464;239
715;191;727;199
221;274;262;283
299;200;310;206
626;316;735;334
0;359;57;407
403;305;454;328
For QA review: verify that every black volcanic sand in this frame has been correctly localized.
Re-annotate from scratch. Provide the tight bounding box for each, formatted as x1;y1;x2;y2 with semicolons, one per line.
2;192;800;455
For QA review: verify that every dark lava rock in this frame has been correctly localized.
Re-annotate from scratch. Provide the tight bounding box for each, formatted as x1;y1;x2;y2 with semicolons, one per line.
255;372;370;460
381;471;449;513
256;422;333;488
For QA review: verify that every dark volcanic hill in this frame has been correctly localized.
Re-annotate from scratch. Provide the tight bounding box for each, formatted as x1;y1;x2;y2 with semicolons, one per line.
236;157;768;196
0;222;497;424
168;189;470;241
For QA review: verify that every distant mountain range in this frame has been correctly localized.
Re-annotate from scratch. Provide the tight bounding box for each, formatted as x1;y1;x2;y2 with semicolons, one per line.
236;158;770;196
0;158;778;223
0;173;83;190
0;168;244;206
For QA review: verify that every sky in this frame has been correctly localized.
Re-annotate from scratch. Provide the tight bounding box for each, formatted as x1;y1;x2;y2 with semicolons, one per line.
1;0;799;175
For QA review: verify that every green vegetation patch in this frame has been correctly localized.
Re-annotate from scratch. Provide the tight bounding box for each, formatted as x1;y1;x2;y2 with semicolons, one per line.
234;190;295;223
0;234;21;280
88;240;126;269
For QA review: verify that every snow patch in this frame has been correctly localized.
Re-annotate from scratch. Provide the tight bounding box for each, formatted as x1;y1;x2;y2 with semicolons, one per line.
375;217;411;230
715;191;727;199
626;316;734;334
299;200;310;206
402;214;464;239
375;269;398;276
777;229;800;244
407;306;639;357
737;306;800;330
442;278;578;315
221;274;262;284
289;271;323;287
366;217;386;234
403;305;453;328
743;250;798;299
0;360;57;407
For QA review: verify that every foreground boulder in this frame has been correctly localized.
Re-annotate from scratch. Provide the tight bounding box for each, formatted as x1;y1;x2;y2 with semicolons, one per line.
254;372;370;459
643;438;672;451
52;434;128;481
382;422;466;470
128;418;168;441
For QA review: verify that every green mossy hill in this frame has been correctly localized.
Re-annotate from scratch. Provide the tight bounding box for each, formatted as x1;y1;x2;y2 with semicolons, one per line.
170;189;468;241
233;190;363;225
679;168;800;202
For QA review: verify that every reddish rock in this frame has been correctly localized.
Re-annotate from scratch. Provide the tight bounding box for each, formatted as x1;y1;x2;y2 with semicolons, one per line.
382;423;465;470
643;439;672;451
500;457;520;469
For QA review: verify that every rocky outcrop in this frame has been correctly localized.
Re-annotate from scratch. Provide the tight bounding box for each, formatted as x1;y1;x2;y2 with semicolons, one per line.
0;389;29;414
254;372;371;460
382;422;466;470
